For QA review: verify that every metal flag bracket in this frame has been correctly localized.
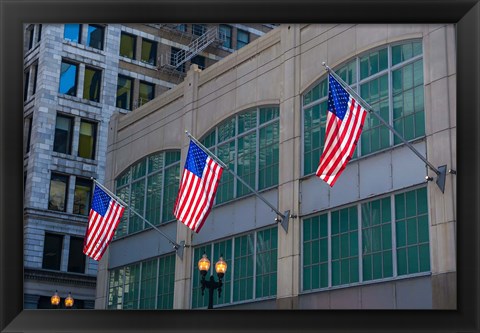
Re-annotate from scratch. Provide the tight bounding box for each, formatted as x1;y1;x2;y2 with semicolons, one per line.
174;241;190;260
426;165;456;194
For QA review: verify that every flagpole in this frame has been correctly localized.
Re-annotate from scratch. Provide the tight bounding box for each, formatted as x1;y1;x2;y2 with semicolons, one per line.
185;131;291;232
322;62;454;193
91;178;187;259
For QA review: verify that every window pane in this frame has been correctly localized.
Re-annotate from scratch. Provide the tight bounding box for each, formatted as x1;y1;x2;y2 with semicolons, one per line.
68;236;86;273
42;233;63;270
64;24;81;43
53;115;73;154
73;177;92;215
59;61;78;96
78;120;96;159
83;67;101;102
120;33;136;59
116;75;133;110
219;25;232;48
192;24;207;36
49;173;68;211
157;255;175;309
237;29;249;49
141;39;157;65
139;81;155;107
87;24;104;50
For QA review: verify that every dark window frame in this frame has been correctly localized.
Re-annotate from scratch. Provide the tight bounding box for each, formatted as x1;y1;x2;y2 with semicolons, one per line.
78;119;98;160
42;233;64;271
68;236;87;274
73;177;93;216
53;113;74;155
48;172;69;212
116;74;134;110
141;38;157;66
87;24;105;50
120;32;137;59
236;29;250;50
83;66;102;103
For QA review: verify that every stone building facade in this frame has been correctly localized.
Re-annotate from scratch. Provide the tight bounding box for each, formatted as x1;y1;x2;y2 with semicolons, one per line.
23;23;273;309
97;24;456;309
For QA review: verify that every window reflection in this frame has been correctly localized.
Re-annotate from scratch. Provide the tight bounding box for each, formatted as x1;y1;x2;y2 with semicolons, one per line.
64;24;82;43
141;39;157;65
139;81;154;106
48;173;68;212
83;67;101;102
59;61;78;96
116;75;133;110
73;177;92;216
87;24;104;50
78;120;97;159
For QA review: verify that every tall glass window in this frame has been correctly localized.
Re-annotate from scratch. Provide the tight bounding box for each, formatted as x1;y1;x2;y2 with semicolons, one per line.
302;186;429;292
64;24;82;43
192;226;277;308
59;61;78;96
139;81;155;107
201;106;279;205
395;187;430;275
107;254;175;309
116;75;133;110
87;24;104;50
120;32;136;59
48;173;69;212
73;177;92;215
53;114;73;154
68;236;86;273
83;67;101;102
302;40;425;175
237;29;249;49
114;151;181;238
192;24;207;36
219;25;232;48
24;70;30;102
78;120;97;160
42;233;63;270
141;38;157;65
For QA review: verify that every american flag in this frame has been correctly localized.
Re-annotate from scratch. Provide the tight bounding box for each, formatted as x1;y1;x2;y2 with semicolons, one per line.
316;73;367;186
174;140;223;233
83;185;125;261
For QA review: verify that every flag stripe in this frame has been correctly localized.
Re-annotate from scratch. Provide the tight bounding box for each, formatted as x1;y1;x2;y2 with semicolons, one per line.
174;141;223;233
316;74;367;187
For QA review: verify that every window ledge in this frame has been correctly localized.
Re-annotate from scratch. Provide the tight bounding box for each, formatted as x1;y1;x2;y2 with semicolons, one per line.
58;93;103;108
63;39;105;55
300;271;432;295
120;56;157;69
51;151;98;166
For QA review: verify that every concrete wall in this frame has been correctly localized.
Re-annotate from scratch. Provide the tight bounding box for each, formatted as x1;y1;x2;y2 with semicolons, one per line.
98;24;456;309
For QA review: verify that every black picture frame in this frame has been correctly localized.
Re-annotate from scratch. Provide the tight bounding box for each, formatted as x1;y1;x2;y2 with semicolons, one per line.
1;0;478;332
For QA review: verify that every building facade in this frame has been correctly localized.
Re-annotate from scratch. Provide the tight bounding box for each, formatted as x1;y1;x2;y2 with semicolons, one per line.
23;23;273;309
97;23;457;310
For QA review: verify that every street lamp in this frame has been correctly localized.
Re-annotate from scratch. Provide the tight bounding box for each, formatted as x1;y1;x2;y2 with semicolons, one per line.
51;291;74;309
50;290;60;308
64;292;74;308
198;253;227;309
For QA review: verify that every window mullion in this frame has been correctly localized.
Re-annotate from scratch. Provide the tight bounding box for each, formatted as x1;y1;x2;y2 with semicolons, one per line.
160;154;166;225
255;108;260;191
388;45;394;147
155;258;160;309
253;231;257;299
327;212;332;288
137;261;143;309
391;194;397;277
358;204;363;283
230;238;235;304
234;116;238;198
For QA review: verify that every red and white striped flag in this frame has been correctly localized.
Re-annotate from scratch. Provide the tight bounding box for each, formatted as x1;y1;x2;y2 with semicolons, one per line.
174;140;223;233
316;73;368;186
83;185;125;261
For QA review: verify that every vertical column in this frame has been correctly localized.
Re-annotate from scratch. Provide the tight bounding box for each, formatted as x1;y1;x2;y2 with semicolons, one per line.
173;64;201;309
77;63;86;99
276;24;302;309
423;25;457;309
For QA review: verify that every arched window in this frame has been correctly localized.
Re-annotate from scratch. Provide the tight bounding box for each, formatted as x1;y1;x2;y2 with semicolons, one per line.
201;106;280;205
303;40;424;175
114;151;181;238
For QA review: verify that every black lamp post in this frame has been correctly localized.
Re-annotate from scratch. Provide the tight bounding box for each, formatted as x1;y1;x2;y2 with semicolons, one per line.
198;253;227;309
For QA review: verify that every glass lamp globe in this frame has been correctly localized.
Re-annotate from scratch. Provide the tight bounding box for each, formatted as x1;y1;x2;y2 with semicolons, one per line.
51;291;60;306
198;253;210;277
215;256;227;279
64;292;74;308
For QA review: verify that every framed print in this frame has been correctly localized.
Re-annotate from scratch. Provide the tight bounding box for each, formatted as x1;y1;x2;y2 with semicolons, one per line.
1;0;478;332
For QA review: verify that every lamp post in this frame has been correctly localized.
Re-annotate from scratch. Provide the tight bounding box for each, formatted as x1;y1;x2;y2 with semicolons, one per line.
198;253;227;309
